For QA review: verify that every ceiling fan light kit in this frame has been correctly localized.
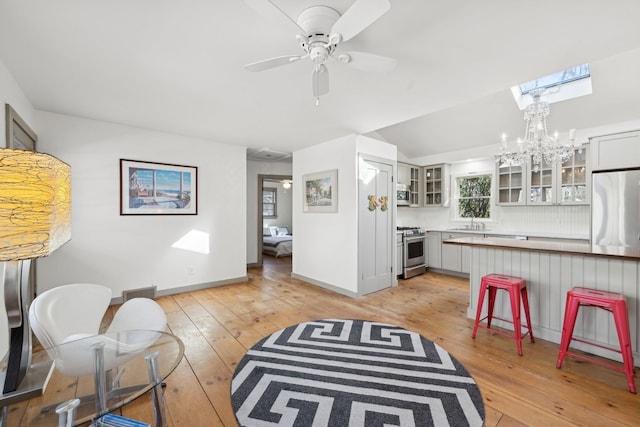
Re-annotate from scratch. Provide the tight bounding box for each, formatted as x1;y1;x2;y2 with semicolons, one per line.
244;0;395;105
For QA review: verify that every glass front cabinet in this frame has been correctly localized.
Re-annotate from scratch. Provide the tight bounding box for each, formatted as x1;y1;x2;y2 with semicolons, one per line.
409;165;420;206
497;163;525;205
558;147;589;204
424;164;450;207
496;145;589;206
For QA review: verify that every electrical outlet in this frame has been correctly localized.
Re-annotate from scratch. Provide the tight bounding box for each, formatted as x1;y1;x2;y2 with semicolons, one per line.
187;266;195;276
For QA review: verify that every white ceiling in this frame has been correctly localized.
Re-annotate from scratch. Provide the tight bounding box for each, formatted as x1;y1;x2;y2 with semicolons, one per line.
1;0;639;162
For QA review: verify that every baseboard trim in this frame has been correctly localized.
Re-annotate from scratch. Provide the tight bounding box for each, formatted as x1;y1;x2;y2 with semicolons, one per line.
110;275;249;304
291;272;359;299
427;268;470;279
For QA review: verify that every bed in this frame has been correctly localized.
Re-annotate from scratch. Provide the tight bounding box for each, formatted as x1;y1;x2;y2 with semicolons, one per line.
263;226;293;257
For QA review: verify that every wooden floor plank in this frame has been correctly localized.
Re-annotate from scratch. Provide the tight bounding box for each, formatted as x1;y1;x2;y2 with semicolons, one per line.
10;255;640;426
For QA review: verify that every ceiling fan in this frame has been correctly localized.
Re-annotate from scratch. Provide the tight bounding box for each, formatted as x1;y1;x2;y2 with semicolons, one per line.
244;0;396;104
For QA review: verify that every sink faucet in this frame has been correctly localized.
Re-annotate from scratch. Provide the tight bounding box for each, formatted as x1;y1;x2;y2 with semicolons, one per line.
469;215;484;230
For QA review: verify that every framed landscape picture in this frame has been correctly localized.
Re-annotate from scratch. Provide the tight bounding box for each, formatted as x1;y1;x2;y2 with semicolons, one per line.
303;169;338;213
120;159;197;215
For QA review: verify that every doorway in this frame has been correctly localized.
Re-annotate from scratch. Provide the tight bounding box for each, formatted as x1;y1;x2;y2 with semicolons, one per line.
358;156;394;295
257;174;293;270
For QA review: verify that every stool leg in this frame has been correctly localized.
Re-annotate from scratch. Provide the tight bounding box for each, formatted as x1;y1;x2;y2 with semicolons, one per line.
521;286;535;343
509;287;523;356
472;280;488;339
487;286;497;329
557;294;580;368
612;301;636;394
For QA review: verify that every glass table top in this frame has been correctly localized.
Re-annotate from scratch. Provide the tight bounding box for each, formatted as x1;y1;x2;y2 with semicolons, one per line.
20;330;184;426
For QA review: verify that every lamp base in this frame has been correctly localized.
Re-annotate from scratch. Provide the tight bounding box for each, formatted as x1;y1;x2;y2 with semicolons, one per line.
0;360;53;407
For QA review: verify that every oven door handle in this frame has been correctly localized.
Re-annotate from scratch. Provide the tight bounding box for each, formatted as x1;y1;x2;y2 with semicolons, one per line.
403;235;426;243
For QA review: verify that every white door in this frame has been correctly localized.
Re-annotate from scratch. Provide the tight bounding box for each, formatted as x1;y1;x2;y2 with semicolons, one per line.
358;157;394;295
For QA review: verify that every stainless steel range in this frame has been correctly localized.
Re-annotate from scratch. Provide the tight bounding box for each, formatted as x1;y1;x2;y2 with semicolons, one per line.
397;227;427;279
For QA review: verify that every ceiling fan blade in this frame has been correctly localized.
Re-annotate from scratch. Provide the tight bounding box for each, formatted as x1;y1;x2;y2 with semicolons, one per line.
244;0;306;36
340;51;397;73
330;0;390;42
312;64;329;98
244;55;301;72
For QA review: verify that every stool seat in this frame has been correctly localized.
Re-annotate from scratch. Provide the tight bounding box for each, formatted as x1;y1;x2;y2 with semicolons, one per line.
557;286;636;393
472;274;534;356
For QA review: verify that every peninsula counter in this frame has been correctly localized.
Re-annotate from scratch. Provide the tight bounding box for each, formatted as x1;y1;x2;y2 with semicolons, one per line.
444;237;640;366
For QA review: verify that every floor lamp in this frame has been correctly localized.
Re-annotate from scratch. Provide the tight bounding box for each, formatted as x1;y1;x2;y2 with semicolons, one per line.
0;148;71;408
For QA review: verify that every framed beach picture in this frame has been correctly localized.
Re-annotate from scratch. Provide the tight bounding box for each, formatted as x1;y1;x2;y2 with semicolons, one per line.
303;169;338;213
120;159;197;215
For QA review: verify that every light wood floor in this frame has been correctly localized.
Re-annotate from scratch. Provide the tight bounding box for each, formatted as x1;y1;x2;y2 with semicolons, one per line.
8;255;640;426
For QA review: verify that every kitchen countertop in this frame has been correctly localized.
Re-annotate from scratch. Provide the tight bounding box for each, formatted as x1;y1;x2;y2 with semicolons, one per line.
429;228;590;241
444;236;640;260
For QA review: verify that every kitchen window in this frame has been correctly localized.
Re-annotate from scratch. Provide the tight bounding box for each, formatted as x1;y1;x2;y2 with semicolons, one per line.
453;174;492;221
262;187;277;218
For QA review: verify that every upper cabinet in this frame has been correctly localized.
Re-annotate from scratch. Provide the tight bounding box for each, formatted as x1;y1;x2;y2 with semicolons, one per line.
497;163;525;205
397;162;421;207
590;130;640;171
424;164;450;207
397;162;411;186
557;148;589;204
496;145;589;206
409;165;420;206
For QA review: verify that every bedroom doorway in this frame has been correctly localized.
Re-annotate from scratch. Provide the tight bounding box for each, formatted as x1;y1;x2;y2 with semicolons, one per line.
258;174;293;269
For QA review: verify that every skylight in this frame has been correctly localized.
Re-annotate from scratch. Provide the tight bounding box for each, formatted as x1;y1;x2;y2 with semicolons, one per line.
511;64;592;110
519;64;591;94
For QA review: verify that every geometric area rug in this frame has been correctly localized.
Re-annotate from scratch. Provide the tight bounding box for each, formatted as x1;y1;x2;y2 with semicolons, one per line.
231;319;485;426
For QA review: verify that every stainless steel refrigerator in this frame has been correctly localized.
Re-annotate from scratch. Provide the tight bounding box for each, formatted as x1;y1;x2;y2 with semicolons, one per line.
591;168;640;248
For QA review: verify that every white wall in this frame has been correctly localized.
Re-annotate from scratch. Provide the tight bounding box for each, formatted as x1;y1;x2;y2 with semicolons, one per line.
35;111;247;297
292;134;396;295
246;159;292;264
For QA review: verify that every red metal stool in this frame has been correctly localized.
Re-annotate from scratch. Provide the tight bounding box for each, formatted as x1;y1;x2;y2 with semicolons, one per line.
472;274;534;356
556;287;636;393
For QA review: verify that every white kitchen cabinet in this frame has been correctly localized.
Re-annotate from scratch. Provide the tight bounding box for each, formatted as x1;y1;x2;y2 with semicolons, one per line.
496;163;525;205
397;162;411;186
557;147;589;204
528;145;589;205
398;162;421;207
409;165;420;206
590;130;640;171
441;231;471;273
427;231;441;269
424;164;450;207
396;232;403;278
496;145;589;206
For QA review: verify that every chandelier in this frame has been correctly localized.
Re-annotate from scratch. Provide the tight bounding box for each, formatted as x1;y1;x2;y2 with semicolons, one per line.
497;88;580;172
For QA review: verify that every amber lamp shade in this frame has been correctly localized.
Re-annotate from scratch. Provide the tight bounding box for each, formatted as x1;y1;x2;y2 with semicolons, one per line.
0;148;71;260
0;148;71;397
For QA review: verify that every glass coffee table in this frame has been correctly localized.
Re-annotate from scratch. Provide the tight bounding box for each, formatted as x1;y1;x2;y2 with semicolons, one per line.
19;330;184;427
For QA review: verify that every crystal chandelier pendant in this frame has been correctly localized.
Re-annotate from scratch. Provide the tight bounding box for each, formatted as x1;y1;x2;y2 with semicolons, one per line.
497;88;579;170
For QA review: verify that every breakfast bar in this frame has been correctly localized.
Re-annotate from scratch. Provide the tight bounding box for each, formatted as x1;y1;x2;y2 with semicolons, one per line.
445;236;640;366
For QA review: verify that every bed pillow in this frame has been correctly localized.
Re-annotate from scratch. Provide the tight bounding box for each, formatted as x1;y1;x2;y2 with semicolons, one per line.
276;226;289;236
263;227;273;236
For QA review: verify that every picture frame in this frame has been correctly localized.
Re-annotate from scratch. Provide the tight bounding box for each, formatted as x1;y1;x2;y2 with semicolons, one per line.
302;169;338;213
120;159;197;215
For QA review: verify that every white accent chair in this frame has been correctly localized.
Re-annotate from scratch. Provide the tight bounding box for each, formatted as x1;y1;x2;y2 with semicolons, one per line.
28;283;167;412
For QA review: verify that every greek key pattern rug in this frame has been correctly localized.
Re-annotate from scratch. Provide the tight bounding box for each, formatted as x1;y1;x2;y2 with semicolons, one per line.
231;319;484;426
